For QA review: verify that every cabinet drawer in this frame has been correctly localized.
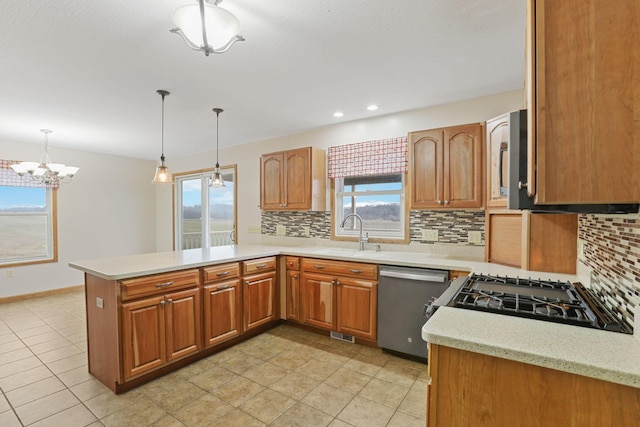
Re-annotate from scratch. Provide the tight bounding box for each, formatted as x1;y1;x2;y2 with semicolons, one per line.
242;257;276;274
285;256;300;271
120;269;200;301
302;258;377;280
202;263;240;283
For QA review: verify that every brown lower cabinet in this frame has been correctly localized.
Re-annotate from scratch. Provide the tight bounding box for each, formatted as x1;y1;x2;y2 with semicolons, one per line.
300;258;378;342
203;262;242;348
243;257;278;331
427;344;640;427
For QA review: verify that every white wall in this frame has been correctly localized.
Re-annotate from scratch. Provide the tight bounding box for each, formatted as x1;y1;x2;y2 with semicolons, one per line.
158;90;525;249
0;140;157;297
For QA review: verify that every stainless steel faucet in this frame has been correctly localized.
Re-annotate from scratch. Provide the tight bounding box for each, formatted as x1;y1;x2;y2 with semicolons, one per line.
340;213;368;251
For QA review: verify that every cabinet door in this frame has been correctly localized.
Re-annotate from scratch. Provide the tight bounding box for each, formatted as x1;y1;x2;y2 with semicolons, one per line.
260;152;285;210
122;296;166;379
485;114;510;209
204;279;242;347
336;277;377;341
301;272;335;330
284;148;311;210
286;270;301;322
530;0;639;204
165;288;202;361
243;272;277;330
443;123;483;208
411;129;443;208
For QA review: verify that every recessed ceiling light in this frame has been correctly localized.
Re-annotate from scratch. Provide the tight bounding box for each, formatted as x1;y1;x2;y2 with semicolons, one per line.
333;112;344;117
367;104;378;111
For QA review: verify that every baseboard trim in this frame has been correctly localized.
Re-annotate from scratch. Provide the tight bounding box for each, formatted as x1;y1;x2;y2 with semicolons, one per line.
0;285;84;304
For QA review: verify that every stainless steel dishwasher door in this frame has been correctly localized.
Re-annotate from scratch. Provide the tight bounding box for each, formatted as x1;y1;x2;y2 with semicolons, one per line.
377;265;449;359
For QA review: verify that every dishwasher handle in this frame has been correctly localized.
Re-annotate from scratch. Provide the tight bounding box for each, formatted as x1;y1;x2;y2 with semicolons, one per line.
379;269;447;283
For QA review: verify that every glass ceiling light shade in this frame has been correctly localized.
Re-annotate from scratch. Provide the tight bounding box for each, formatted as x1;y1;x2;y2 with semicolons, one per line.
152;90;173;184
10;129;79;188
210;108;225;188
170;0;245;56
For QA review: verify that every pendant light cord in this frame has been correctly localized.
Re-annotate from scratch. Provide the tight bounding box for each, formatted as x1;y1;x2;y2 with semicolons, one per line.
157;90;170;162
213;108;223;166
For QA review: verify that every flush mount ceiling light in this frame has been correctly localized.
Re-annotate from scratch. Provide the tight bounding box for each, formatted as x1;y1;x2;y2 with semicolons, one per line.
152;90;173;184
210;108;226;188
11;129;79;188
170;0;245;56
333;112;344;118
367;104;379;111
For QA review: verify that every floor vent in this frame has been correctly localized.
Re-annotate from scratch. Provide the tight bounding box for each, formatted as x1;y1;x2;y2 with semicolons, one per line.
330;331;355;343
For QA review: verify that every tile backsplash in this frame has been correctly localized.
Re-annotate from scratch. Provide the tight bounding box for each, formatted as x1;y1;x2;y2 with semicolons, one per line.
579;214;640;329
261;210;485;246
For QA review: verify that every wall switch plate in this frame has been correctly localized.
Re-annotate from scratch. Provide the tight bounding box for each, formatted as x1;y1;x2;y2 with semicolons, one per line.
247;225;261;234
6;269;14;278
96;297;104;309
468;231;482;244
302;226;310;237
276;225;287;236
422;229;438;242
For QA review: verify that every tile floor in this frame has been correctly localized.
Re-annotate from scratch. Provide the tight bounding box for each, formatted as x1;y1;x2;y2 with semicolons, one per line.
0;290;428;426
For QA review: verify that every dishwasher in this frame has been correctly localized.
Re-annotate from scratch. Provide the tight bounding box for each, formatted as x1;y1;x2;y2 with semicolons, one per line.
377;265;449;360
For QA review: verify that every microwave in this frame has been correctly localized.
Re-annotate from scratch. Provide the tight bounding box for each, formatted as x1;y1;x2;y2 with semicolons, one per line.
507;109;639;214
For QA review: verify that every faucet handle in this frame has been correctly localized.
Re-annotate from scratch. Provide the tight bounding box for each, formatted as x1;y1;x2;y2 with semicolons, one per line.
362;232;369;243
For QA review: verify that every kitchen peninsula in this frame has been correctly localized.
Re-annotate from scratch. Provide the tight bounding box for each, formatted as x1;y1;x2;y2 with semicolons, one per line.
70;243;640;426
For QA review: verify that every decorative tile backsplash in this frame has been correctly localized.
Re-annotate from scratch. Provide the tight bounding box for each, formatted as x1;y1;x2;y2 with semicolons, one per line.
261;210;485;246
578;214;640;328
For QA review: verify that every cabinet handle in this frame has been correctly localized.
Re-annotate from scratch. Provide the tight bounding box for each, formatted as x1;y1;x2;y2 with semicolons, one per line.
335;280;341;286
160;300;165;306
350;269;363;274
293;275;298;279
255;264;268;269
518;181;528;190
216;285;230;291
167;298;173;304
246;280;260;285
444;200;449;205
313;265;325;269
216;271;230;277
437;200;442;205
155;281;174;288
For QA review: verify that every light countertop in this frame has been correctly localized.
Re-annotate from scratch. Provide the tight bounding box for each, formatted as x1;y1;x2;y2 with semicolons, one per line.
69;243;639;389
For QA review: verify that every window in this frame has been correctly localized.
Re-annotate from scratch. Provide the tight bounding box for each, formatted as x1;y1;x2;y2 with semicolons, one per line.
174;166;237;250
0;186;57;266
333;173;406;241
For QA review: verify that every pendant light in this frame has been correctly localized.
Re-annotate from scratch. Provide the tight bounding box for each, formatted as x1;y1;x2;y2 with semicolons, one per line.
210;108;225;187
152;90;173;184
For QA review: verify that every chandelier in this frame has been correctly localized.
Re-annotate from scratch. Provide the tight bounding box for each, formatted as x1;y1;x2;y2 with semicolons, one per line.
10;129;79;187
210;108;225;187
170;0;245;57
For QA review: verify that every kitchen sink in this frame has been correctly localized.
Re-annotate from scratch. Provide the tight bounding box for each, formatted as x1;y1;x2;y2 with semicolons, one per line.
309;248;388;259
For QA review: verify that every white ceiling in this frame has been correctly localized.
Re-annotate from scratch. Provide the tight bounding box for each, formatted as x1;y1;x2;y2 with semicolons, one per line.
0;0;526;161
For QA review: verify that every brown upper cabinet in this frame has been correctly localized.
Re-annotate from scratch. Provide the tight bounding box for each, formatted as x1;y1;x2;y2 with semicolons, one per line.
485;114;510;209
410;123;483;209
260;147;326;211
527;0;639;204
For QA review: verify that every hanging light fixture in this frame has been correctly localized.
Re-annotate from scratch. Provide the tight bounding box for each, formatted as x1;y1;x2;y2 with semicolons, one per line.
210;108;226;188
10;129;79;188
152;89;173;184
170;0;245;57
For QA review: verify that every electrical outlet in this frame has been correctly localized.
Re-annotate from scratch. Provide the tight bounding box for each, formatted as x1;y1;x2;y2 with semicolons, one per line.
468;231;482;244
421;229;438;242
302;226;311;237
247;225;261;234
276;225;286;236
6;269;14;278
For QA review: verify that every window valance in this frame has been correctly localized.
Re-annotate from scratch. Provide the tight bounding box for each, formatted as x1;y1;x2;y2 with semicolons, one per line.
327;137;408;179
0;159;55;188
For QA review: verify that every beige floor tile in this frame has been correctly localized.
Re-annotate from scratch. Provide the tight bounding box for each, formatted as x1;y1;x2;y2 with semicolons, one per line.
84;388;143;419
29;403;98;427
0;394;10;412
0;333;18;345
0;355;43;379
324;367;371;394
0;339;25;355
343;353;385;377
38;344;84;363
21;330;64;346
271;401;333;427
301;383;355;417
212;376;265;407
9;320;47;333
29;336;74;355
70;378;113;402
268;349;313;370
295;358;342;382
374;361;420;388
358;377;410;409
14;389;80;425
151;414;186;426
185;364;236;391
269;372;320;400
239;388;295;424
314;347;356;366
0;365;53;392
173;357;214;379
337;395;395;427
142;377;205;413
172;394;234;427
242;361;289;386
208;409;266;427
0;410;22;427
398;379;427;420
387;410;425;427
101;396;167;427
205;346;243;364
6;376;66;407
327;419;352;427
0;347;33;366
219;353;264;374
57;365;95;387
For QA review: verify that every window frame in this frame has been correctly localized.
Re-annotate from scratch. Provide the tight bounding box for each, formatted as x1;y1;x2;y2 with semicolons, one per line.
331;172;409;244
0;187;58;267
173;165;237;250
